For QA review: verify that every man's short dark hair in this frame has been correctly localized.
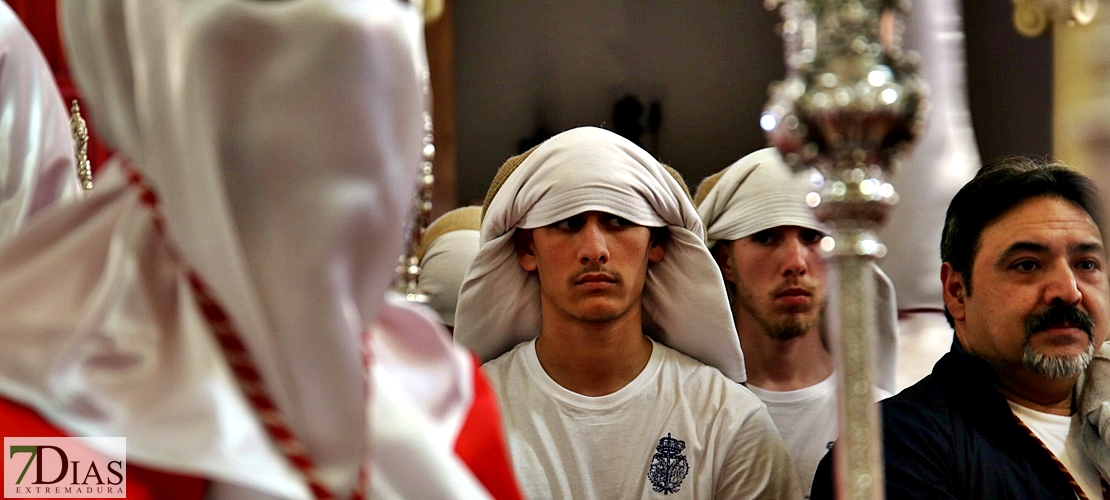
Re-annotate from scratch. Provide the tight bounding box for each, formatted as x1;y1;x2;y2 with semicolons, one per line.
940;155;1105;326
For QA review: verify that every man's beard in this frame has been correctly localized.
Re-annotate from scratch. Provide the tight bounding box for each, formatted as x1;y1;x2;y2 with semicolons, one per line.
1021;302;1095;379
733;283;823;340
760;315;815;340
1022;344;1094;379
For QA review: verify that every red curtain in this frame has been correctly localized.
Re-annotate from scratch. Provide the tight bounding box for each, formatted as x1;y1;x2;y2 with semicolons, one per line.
9;0;114;174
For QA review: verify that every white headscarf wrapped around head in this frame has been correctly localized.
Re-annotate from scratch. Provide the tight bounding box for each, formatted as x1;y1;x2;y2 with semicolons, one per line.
417;206;482;327
695;147;899;393
454;126;746;383
696;147;826;248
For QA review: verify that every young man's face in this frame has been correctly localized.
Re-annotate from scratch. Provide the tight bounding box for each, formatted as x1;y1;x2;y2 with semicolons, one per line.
717;226;827;340
944;195;1110;381
516;211;664;324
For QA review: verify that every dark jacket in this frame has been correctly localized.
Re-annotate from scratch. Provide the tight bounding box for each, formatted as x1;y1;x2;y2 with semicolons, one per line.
811;343;1081;499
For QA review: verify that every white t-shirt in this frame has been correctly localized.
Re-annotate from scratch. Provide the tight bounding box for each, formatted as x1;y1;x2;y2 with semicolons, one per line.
483;338;801;499
1009;402;1103;500
747;375;837;498
746;374;892;498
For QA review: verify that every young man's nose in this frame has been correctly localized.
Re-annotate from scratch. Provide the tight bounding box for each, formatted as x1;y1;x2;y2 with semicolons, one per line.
577;220;610;264
780;236;810;277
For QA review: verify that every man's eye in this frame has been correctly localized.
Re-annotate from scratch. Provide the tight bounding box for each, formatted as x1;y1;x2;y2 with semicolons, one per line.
801;229;824;244
605;216;632;228
1012;260;1039;272
750;233;774;245
1076;259;1102;271
553;216;583;231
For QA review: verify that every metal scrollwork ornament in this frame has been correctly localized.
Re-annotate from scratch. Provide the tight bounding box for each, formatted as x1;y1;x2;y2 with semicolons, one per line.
1011;0;1099;37
69;100;93;193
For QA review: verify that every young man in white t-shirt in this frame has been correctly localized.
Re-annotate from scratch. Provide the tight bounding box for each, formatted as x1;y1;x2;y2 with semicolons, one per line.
454;127;801;499
695;148;895;497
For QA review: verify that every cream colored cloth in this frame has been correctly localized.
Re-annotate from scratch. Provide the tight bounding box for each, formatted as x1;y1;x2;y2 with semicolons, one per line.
454;126;746;383
1079;341;1110;481
870;266;901;393
695;147;899;393
0;3;80;242
0;1;494;498
418;206;482;327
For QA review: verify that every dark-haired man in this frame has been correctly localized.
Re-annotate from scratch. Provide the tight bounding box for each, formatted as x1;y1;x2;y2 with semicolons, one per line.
812;156;1110;498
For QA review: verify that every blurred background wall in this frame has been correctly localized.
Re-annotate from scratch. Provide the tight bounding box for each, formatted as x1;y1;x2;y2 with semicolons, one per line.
452;1;1052;205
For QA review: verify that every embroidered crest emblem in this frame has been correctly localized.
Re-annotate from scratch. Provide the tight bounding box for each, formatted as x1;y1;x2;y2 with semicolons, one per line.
648;433;689;494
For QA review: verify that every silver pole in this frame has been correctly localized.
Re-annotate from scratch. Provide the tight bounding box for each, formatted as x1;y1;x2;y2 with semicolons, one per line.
763;1;926;498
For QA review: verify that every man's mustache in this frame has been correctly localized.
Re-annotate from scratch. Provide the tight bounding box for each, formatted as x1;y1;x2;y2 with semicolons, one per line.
1025;302;1094;339
568;263;622;285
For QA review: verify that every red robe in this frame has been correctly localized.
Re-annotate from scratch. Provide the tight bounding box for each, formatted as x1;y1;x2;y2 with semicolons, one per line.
0;356;521;500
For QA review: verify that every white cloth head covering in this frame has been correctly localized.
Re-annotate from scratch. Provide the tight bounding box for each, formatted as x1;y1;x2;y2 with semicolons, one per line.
418;206;482;327
0;1;496;498
0;3;80;242
695;147;825;249
696;147;899;393
454;126;746;383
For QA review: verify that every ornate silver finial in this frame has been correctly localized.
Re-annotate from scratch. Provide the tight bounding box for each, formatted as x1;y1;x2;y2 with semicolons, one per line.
394;69;435;303
69;100;93;193
764;1;927;498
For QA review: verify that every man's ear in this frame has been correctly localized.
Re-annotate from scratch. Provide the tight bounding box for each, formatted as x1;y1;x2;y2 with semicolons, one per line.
940;262;967;322
648;240;665;264
514;228;538;271
710;241;736;283
647;227;668;264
